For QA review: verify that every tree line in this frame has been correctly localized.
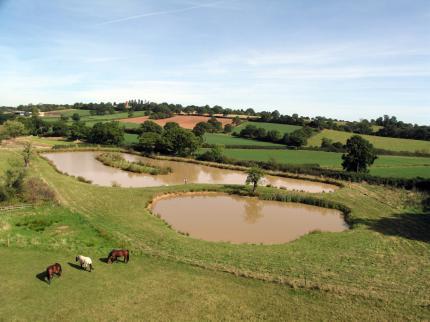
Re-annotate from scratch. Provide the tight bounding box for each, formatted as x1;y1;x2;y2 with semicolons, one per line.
234;124;316;147
5;100;430;141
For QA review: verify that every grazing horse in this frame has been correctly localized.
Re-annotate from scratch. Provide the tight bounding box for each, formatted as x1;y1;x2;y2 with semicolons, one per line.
76;255;93;272
107;249;129;264
46;263;62;284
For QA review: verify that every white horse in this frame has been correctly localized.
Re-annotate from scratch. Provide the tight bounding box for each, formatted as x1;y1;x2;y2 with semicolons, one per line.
75;255;93;272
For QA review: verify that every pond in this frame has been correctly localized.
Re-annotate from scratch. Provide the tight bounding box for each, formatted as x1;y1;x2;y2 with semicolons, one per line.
43;151;337;193
151;194;348;244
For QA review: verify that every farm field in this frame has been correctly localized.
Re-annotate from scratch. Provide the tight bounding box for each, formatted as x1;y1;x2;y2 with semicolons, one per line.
43;110;147;125
204;133;284;147
0;146;429;320
220;148;430;178
120;115;233;129
307;129;430;153
233;121;302;134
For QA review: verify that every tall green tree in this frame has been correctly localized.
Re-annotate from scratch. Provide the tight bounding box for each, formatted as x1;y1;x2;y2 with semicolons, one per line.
68;122;88;141
88;122;124;145
3;120;27;138
341;135;377;172
22;142;33;167
72;113;81;122
141;120;163;134
138;132;161;153
158;127;200;157
193;122;211;136
246;167;264;193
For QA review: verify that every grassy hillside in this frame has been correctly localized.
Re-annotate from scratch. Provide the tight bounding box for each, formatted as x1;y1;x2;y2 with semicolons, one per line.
308;129;430;153
0;147;429;319
1;247;415;321
220;148;430;178
233;121;302;134
204;133;284;147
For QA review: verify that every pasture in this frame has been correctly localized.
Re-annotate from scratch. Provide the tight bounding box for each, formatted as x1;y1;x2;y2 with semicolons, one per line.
204;133;284;147
220;148;430;178
0;143;429;320
1;247;406;321
233;121;302;134
307;129;430;153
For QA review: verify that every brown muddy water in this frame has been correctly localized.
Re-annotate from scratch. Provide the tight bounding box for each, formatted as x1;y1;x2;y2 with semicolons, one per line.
151;194;348;244
43;151;337;193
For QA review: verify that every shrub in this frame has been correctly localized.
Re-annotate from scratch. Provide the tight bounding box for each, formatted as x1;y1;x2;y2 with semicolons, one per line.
22;177;57;204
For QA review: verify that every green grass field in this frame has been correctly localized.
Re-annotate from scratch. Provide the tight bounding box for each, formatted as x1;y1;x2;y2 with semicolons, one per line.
308;129;430;153
124;133;139;144
204;133;284;147
43;110;147;126
219;148;430;178
1;143;429;320
233;121;302;134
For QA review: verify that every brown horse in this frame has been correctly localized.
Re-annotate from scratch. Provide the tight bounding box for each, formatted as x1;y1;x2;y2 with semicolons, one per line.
46;263;62;284
107;249;129;263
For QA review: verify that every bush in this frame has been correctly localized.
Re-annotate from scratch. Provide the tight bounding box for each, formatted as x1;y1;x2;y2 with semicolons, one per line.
22;177;57;204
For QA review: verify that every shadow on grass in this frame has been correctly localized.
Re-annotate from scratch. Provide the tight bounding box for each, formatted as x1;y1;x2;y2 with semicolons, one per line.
356;211;430;243
35;271;47;284
99;257;128;264
223;185;252;196
68;262;83;270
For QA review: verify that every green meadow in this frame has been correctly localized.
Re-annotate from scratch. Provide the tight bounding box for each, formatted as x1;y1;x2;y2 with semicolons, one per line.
204;133;284;147
0;143;429;320
307;129;430;153
233;121;302;134
220;148;430;178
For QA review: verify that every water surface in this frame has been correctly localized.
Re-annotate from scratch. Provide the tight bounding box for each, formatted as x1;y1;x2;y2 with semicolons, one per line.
43;151;336;193
151;194;348;244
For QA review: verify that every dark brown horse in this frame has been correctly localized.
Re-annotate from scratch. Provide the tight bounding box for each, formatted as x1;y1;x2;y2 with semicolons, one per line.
46;263;62;284
107;249;129;263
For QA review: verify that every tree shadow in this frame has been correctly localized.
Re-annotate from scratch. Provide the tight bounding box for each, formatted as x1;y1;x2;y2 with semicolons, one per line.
355;210;430;243
35;271;48;284
68;262;83;270
223;185;251;196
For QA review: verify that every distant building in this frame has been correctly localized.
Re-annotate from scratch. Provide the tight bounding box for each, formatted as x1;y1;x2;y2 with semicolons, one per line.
14;111;31;116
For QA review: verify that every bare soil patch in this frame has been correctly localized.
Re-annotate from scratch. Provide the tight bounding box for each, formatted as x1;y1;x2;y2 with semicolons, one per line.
119;115;233;129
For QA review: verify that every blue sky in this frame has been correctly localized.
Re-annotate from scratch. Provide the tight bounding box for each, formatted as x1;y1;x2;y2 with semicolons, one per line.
0;0;429;123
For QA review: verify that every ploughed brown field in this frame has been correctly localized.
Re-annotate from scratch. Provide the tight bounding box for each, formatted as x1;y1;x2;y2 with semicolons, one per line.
120;115;233;129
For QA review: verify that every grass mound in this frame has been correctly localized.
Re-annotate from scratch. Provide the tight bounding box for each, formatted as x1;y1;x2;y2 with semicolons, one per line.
96;152;171;175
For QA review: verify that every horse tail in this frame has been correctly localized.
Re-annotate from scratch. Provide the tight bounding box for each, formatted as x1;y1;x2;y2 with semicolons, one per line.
126;250;129;263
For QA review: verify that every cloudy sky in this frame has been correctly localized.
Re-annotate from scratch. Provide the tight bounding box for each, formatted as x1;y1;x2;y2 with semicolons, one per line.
0;0;429;123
